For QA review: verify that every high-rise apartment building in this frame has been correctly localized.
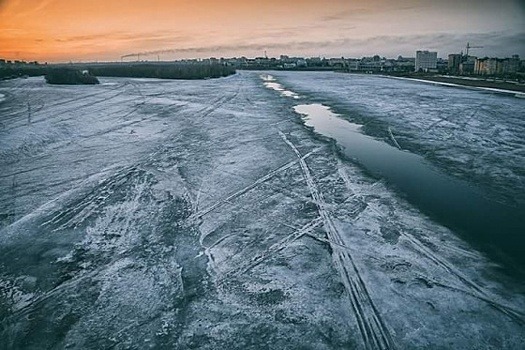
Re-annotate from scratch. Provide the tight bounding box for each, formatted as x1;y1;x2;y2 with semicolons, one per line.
415;50;437;72
448;54;462;74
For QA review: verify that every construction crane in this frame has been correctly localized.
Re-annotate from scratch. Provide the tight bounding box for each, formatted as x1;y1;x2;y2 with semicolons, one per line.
465;42;483;58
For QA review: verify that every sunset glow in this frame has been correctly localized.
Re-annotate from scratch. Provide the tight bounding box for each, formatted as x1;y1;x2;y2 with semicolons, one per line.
1;0;524;62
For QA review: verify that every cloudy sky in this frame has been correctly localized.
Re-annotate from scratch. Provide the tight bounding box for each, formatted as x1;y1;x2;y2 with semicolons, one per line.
0;0;524;62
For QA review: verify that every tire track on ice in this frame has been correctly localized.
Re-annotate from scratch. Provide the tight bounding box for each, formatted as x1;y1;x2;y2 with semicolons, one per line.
337;164;525;326
0;83;129;130
192;84;240;121
216;217;323;280
191;152;321;209
397;228;525;325
188;156;308;223
41;165;139;231
387;127;402;150
278;130;395;350
43;82;129;109
4;171;155;322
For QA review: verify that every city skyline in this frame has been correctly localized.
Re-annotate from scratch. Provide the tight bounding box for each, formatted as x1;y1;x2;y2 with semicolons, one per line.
0;0;524;62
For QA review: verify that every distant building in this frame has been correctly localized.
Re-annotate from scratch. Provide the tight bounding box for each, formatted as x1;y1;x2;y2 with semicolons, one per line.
358;56;383;72
415;50;437;72
394;56;415;72
474;55;520;75
460;56;476;75
296;59;307;67
254;57;268;65
474;57;496;75
436;58;448;73
346;59;360;71
305;57;325;68
501;55;520;74
448;54;462;74
330;58;344;67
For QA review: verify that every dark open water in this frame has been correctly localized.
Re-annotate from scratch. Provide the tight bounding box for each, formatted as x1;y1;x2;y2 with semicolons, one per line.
294;103;525;275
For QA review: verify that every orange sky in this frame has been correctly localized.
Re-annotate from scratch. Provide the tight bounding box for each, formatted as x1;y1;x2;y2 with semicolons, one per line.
0;0;524;62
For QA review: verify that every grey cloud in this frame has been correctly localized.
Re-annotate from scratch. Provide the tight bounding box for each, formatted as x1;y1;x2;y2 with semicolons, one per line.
325;32;524;58
56;31;189;44
121;31;525;59
321;3;419;22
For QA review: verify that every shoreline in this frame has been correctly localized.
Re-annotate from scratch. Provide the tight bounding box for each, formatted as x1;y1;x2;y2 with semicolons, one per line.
383;74;525;96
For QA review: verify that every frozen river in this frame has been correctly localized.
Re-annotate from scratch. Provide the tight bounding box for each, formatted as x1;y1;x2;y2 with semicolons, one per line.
1;72;524;349
291;97;524;275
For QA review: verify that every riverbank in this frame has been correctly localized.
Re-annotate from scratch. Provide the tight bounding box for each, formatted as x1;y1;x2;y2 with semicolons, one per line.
271;70;525;273
391;74;525;94
1;62;236;81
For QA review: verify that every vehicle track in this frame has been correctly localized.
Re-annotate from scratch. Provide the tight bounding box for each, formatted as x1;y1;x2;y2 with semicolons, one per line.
337;164;525;326
218;217;323;281
41;165;139;231
187;157;302;223
41;82;130;109
190;149;321;210
387;127;402;150
396;225;525;325
0;82;128;125
278;130;395;350
0;90;135;132
193;91;239;120
2;173;156;328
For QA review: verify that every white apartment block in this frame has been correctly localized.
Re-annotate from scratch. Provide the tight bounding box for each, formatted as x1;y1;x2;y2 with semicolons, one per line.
415;50;437;72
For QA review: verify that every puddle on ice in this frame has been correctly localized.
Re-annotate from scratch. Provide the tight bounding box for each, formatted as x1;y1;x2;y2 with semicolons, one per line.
294;103;525;273
261;75;300;99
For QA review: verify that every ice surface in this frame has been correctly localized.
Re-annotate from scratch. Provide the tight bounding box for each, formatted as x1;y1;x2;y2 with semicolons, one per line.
1;73;524;349
387;76;525;98
262;74;301;99
271;71;525;208
290;101;525;271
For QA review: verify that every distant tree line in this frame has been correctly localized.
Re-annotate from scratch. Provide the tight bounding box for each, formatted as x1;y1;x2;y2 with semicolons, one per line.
0;65;99;84
0;65;45;80
1;63;236;82
45;68;100;85
87;63;236;80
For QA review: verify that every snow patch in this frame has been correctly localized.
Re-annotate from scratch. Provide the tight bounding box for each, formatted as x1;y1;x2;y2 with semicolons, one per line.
262;74;301;99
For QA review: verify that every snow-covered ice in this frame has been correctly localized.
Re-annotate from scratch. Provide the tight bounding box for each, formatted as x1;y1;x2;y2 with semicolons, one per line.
1;73;524;349
289;100;524;272
272;71;525;208
262;74;301;99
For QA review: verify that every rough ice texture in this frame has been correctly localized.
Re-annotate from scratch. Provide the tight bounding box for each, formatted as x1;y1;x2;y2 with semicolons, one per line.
0;73;524;349
272;71;525;207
